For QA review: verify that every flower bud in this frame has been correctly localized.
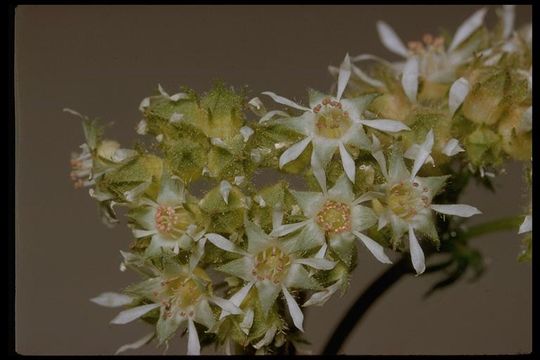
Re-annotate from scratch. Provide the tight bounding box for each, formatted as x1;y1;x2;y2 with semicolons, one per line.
464;127;503;166
462;70;508;125
498;106;532;161
368;93;411;122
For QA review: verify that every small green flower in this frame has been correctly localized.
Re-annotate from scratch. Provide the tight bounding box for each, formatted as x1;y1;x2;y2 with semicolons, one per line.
271;174;392;267
371;130;481;274
214;211;336;333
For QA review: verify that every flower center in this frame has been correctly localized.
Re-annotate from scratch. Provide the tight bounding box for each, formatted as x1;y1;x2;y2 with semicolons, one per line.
252;247;290;284
408;34;449;78
161;276;204;317
155;205;191;238
316;200;352;234
313;98;352;139
387;181;430;220
407;33;445;55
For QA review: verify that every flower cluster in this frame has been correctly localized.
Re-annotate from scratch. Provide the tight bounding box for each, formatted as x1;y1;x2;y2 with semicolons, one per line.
69;5;531;355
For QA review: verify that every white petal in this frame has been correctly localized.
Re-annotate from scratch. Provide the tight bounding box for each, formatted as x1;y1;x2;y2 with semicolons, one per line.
449;77;470;116
339;142;356;182
371;134;388;179
123;181;150;202
408;226;425;275
272;207;284;231
240;309;254;335
90;292;133;307
519;106;532;133
155;134;163;142
230;282;254;307
431;204;482;217
282;286;304;332
63;108;84;118
352;191;384;206
211;296;243;315
279;137;312;168
295;257;336;270
189;236;206;271
360;119;410;133
404;144;435;166
336;53;352;100
110;303;160;325
205;233;246;254
410;129;434;179
376;21;409;57
115;332;154;355
353;53;395;69
303;280;341;307
353;231;392;264
253;326;277;349
270;221;309;237
132;229;157;238
259;110;290;123
211;137;228;149
112;149;138;163
502;5;516;39
233;176;245;186
218;281;254;320
262;91;311;112
169;93;188;102
254;195;266;207
187;318;201;356
240;126;254;142
158;84;168;97
138;97;150;112
248;97;266;116
311;145;327;192
519;215;532;234
377;215;388;230
315;243;328;258
401;57;419;103
449;8;488;52
169;112;184;123
136;119;148;135
352;64;385;88
219;180;231;204
442;138;465;156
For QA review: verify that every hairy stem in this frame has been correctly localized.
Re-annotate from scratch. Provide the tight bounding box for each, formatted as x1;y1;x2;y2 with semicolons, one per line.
322;216;521;355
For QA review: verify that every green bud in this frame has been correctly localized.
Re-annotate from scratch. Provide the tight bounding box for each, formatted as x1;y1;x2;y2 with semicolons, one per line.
464;127;502;166
199;184;246;234
462;70;508;125
368;93;410;122
498;106;532;161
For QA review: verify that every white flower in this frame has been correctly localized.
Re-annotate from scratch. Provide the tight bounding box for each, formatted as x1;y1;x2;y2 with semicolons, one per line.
107;263;241;355
371;130;481;274
263;54;408;190
271;174;392;266
352;8;487;102
215;210;336;332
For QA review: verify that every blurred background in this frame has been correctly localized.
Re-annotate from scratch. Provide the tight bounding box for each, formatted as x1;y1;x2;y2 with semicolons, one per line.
15;5;532;355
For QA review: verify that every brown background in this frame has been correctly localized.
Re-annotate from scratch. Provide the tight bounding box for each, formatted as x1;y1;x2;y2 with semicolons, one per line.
15;5;532;355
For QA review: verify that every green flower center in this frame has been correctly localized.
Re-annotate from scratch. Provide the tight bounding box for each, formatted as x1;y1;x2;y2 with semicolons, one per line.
387;181;430;220
163;276;204;311
252;247;291;284
155;205;191;238
313;98;352;139
316;200;352;234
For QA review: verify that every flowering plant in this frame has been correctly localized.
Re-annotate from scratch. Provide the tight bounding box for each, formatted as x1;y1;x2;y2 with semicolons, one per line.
68;5;531;355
